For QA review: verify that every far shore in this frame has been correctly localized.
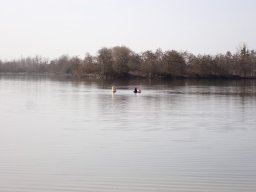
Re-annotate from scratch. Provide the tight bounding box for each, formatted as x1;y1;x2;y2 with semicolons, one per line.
1;72;256;80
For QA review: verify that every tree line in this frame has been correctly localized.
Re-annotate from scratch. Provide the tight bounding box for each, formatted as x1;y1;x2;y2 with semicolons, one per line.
1;45;256;79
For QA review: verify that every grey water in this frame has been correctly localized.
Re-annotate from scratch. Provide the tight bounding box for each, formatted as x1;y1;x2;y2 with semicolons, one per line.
0;75;256;192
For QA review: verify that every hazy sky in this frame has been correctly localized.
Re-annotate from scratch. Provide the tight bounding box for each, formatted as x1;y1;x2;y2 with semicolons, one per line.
0;0;256;60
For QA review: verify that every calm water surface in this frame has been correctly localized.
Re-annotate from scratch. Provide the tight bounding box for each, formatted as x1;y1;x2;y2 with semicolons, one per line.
0;75;256;192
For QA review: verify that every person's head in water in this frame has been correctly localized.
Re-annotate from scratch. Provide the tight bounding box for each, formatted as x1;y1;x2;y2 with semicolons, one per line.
134;87;137;93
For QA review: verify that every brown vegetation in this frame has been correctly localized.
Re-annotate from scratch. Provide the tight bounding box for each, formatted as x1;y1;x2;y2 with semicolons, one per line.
1;45;256;79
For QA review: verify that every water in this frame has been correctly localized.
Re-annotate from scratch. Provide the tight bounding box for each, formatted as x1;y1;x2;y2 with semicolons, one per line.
0;75;256;192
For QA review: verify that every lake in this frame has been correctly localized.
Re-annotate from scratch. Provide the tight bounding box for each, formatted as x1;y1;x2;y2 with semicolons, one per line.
0;75;256;192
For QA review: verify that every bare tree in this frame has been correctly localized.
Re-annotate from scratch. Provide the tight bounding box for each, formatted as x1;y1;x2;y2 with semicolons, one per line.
111;46;131;77
162;50;186;77
97;48;113;79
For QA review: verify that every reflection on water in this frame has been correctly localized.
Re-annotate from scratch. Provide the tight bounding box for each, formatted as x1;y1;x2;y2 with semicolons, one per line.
0;74;256;192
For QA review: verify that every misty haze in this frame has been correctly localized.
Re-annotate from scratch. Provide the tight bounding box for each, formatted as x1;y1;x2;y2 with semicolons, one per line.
1;0;256;192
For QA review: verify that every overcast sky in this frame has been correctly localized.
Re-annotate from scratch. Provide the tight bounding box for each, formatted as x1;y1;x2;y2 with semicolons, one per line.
0;0;256;60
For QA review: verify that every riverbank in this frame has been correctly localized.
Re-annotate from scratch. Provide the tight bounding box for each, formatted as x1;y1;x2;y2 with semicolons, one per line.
1;72;256;81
